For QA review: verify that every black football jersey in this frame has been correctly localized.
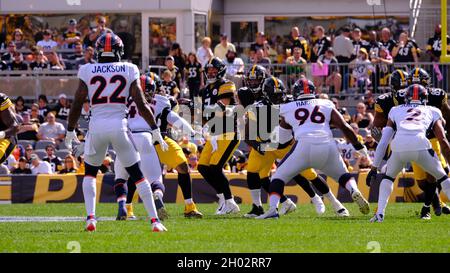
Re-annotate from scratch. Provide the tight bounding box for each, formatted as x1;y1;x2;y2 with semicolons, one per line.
185;62;202;83
201;79;236;135
0;93;13;131
160;80;179;97
375;92;398;119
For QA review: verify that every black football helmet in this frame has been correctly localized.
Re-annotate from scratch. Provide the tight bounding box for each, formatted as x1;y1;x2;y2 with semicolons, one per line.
389;69;409;93
94;32;124;62
292;78;316;100
262;76;286;105
407;67;430;87
237;87;256;108
204;57;226;84
398;84;428;105
245;64;267;94
145;71;162;90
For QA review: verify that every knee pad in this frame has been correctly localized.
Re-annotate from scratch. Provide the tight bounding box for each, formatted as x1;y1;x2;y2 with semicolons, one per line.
85;162;100;178
125;162;145;185
151;181;166;194
338;173;354;187
270;178;285;196
247;172;261;190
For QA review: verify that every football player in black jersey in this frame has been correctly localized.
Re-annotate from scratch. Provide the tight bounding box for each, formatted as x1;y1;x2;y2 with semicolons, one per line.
197;57;241;215
407;68;450;218
0;93;19;164
241;77;349;217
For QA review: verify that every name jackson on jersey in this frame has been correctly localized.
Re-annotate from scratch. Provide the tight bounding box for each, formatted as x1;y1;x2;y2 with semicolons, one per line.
91;64;126;73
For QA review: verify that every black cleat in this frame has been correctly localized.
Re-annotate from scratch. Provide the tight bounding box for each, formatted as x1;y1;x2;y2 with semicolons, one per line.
116;206;128;221
442;204;450;215
154;194;169;221
244;204;264;218
420;206;431;220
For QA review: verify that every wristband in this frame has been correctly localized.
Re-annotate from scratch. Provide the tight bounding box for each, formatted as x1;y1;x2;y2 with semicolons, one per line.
150;124;159;131
0;131;5;139
67;127;75;132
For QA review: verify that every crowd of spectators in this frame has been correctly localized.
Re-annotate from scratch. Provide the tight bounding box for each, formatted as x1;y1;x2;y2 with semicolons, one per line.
1;19;450;175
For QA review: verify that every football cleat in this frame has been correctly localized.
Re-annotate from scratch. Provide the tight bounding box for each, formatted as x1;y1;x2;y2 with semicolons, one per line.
150;218;167;232
154;194;169;220
279;198;297;215
420;206;431;220
370;213;384;223
126;203;137;220
116;204;128;221
442;203;450;214
244;204;265;218
255;207;279;219
311;195;326;215
184;203;203;218
351;191;370;215
219;198;240;215
336;208;350;217
215;198;226;215
432;200;442;216
85;216;97;232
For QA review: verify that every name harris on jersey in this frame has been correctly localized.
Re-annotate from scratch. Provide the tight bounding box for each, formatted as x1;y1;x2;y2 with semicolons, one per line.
91;63;126;74
294;99;320;107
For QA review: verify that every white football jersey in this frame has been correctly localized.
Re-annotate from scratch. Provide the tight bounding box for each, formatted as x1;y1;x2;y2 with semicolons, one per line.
127;94;171;131
280;99;334;143
78;62;140;132
388;104;443;152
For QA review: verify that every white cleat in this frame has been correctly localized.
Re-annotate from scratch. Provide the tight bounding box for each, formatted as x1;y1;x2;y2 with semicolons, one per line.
85;218;97;232
351;191;370;215
255;207;279;219
279;198;297;215
311;195;326;215
370;214;384;223
219;198;240;215
151;218;168;232
215;199;225;215
335;207;350;217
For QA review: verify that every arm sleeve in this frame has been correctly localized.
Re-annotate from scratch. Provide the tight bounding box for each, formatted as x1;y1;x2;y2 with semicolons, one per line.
167;111;194;136
373;126;395;169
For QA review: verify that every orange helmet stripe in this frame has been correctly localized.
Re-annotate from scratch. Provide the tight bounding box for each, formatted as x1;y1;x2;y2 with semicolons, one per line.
104;33;112;52
140;75;146;91
412;85;419;101
302;78;310;94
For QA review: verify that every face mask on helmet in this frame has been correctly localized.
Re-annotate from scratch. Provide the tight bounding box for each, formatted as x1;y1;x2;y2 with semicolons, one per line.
206;67;219;84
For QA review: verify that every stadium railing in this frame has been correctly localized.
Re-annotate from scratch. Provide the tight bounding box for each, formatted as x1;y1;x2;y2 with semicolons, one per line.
0;62;448;101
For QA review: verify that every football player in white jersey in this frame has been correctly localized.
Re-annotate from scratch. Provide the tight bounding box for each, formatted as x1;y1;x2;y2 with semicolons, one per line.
112;74;166;220
257;80;370;219
65;33;168;232
115;74;203;220
367;84;450;222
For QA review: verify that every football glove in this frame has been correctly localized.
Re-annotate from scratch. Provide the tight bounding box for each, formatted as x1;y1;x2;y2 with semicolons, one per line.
65;130;80;151
366;167;378;187
151;128;168;152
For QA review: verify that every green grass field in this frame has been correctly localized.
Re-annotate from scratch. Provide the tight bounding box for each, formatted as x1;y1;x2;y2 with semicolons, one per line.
0;203;449;253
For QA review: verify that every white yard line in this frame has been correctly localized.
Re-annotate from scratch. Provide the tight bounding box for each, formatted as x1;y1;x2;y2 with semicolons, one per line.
0;216;117;222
